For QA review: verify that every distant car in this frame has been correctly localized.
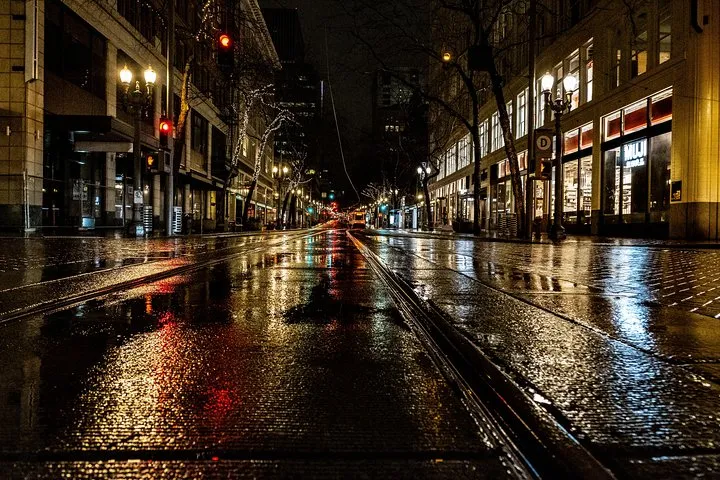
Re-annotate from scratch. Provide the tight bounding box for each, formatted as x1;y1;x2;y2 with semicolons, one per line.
350;210;366;229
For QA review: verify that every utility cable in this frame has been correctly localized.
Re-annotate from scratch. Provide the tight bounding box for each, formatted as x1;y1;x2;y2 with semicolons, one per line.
324;27;360;202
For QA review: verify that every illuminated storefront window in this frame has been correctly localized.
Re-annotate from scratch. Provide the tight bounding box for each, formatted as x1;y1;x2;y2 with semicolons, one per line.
563;160;579;223
560;124;593;227
602;91;672;221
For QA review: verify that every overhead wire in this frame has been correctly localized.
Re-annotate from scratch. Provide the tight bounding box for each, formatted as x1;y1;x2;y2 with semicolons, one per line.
324;27;361;201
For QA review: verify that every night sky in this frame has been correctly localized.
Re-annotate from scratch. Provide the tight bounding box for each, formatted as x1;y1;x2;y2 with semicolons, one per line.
260;0;375;138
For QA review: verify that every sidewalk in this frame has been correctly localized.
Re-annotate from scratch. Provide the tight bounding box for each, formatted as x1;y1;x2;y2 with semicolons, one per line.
379;227;720;248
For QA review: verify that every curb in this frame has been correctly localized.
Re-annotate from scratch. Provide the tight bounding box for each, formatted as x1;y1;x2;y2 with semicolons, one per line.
372;229;720;249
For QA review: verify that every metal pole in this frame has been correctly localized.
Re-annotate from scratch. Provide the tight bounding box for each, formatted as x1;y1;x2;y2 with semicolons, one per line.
550;108;565;240
165;0;175;236
131;109;144;236
526;0;536;239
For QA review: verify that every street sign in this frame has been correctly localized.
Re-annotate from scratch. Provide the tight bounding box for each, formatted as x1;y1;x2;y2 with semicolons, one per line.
133;190;143;204
534;129;554;159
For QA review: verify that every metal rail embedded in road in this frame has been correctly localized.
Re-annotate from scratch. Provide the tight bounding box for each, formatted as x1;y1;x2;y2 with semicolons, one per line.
0;230;327;325
348;231;614;479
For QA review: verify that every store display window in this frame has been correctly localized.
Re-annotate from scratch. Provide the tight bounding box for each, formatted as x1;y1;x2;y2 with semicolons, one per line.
563;161;579;224
579;157;592;224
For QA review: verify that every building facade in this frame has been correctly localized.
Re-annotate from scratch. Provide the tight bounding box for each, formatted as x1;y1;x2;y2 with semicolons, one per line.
429;0;720;239
0;0;279;234
261;7;321;227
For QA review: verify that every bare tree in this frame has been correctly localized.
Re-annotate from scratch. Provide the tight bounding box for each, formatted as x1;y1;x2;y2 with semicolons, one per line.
279;151;314;227
171;0;279;228
361;181;392;227
240;103;296;226
349;0;533;237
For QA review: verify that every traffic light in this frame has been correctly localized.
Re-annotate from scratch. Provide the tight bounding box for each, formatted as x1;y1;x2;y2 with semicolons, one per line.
217;33;234;70
535;157;552;180
159;117;172;149
146;153;157;172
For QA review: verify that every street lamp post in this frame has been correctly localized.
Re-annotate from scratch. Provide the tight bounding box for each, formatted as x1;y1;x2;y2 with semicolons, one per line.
417;165;431;228
119;64;156;237
272;164;290;226
541;72;577;241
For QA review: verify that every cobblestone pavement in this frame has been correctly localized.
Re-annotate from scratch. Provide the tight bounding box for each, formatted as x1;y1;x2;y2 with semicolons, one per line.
0;230;521;478
0;234;271;287
377;231;720;320
354;230;720;477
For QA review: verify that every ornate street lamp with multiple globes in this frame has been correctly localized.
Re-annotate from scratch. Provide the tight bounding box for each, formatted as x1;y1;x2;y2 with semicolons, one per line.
540;72;578;241
119;64;156;237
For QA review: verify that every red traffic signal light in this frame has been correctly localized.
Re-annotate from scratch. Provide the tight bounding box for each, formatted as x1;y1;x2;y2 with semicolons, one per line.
217;33;234;70
219;34;232;49
159;117;172;149
159;119;172;133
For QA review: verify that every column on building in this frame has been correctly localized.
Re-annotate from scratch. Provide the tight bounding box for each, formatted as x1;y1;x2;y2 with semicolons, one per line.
670;0;720;239
0;0;44;230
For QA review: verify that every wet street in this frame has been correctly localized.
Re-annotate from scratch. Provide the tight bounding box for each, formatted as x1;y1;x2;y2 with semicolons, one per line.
352;230;720;477
0;230;521;479
1;229;720;477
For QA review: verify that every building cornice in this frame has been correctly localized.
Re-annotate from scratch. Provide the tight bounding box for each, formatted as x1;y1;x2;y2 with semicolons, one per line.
245;0;281;70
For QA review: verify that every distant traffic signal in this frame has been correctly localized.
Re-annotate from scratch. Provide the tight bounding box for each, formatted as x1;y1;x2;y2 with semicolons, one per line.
159;117;172;149
217;33;234;70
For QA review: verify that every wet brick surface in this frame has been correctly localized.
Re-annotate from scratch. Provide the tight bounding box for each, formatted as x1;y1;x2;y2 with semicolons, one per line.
0;230;517;478
0;459;508;479
357;232;720;476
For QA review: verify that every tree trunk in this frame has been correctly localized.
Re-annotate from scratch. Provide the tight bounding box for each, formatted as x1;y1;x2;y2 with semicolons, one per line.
471;118;482;236
242;179;257;226
172;59;193;171
423;178;433;230
216;187;227;231
289;195;297;228
281;191;290;227
488;64;526;237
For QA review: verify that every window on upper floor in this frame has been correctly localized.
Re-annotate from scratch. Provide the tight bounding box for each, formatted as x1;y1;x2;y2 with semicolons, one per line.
567;50;580;109
191;111;209;154
447;145;457;175
631;11;648;78
117;0;166;50
45;0;107;100
535;81;545;128
491;112;501;151
458;136;469;169
516;89;527;138
658;0;672;64
584;43;594;102
506;101;513;138
479;120;488;158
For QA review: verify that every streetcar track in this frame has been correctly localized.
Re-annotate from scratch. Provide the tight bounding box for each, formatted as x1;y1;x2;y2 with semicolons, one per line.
349;231;614;479
364;233;718;367
0;448;501;463
0;230;328;325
